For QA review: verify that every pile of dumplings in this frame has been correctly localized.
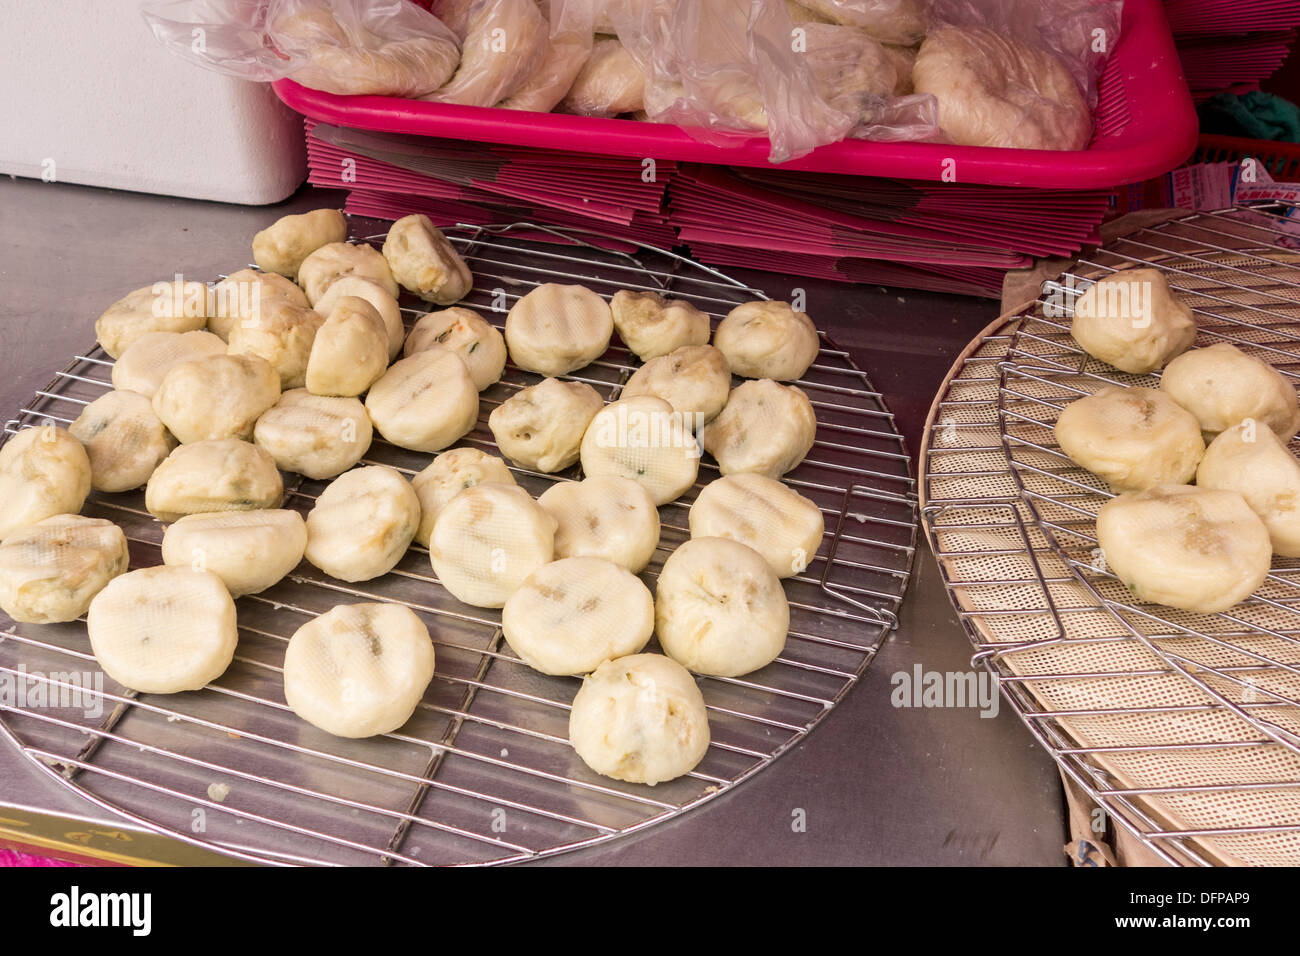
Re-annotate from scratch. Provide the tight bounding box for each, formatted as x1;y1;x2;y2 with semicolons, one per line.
281;0;1097;152
0;206;829;788
1052;268;1300;616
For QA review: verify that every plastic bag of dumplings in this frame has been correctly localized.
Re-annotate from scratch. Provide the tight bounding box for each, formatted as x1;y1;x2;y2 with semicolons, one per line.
424;0;595;109
914;0;1124;149
140;0;462;98
602;0;940;163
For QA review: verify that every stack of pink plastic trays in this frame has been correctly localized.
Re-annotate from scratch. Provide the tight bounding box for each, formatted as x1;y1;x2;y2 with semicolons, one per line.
305;120;677;248
670;166;1114;298
1165;0;1300;101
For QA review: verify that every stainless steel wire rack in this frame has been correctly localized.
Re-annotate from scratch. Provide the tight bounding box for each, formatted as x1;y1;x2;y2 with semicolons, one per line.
922;204;1300;867
0;219;917;866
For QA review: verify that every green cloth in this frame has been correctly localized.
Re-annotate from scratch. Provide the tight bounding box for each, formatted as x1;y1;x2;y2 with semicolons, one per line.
1198;91;1300;143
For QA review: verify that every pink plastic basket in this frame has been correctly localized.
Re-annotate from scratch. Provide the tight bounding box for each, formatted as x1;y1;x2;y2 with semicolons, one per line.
273;0;1196;189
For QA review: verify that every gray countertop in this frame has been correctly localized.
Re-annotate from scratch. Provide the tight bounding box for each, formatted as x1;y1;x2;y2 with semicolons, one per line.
0;177;1065;866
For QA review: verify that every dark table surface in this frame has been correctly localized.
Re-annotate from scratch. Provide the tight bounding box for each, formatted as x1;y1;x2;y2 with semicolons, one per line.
0;176;1066;866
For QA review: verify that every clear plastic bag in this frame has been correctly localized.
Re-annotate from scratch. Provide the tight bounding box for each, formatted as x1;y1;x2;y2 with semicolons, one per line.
794;0;930;45
561;36;646;116
913;0;1122;149
610;0;938;162
929;0;1122;110
428;0;479;41
610;0;854;163
501;0;597;112
141;0;462;98
421;0;549;106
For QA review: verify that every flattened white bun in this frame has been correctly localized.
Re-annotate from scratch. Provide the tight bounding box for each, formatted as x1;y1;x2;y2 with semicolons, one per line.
95;280;211;358
298;241;399;306
111;329;226;397
690;473;824;578
152;353;281;444
283;603;436;739
1160;343;1300;441
0;426;92;542
225;299;323;390
1097;484;1272;614
381;214;473;305
569;654;710;786
505;283;613;376
69;390;176;493
145;440;283;522
654;537;790;677
1197;421;1300;557
502;557;654;675
714;301;819;381
538;475;660;573
623;345;731;425
304;466;420;583
1070;268;1196;374
0;516;129;624
87;567;238;693
610;290;710;361
1054;386;1204;492
162;510;307;597
314;276;405;360
410;448;516;547
429;482;555;608
208;268;310;342
404;307;506;390
253;389;372;480
489;377;603;472
365;347;479;453
580;396;700;505
252;208;348;279
304;296;388;397
699;379;817;478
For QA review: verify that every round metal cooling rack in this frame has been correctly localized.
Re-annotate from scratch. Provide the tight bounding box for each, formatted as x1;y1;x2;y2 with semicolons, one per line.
0;220;917;866
923;204;1300;867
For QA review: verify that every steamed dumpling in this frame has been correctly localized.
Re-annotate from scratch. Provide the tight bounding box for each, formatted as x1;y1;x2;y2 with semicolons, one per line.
69;390;176;493
1054;386;1204;492
569;653;710;786
713;300;819;381
381;214;473;305
1160;343;1300;441
699;379;817;478
489;378;603;473
1097;484;1272;614
252;209;348;279
0;426;92;542
1197;420;1300;557
0;515;129;624
1070;268;1197;374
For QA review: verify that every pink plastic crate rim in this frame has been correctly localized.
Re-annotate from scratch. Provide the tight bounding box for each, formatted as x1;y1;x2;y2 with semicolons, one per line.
273;0;1197;190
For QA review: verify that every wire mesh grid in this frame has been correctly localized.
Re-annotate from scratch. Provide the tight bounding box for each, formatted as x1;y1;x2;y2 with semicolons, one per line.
0;219;916;866
922;204;1300;867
